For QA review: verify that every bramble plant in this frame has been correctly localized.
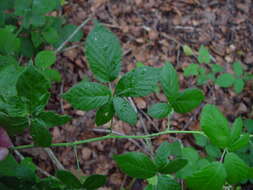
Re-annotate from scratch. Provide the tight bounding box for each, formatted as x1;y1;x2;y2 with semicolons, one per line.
183;45;253;93
0;2;253;189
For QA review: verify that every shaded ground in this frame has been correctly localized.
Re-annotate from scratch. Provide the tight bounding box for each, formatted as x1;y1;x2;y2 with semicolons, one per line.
16;0;253;189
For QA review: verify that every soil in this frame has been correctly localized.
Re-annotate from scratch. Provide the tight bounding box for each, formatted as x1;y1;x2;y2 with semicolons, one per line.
14;0;253;189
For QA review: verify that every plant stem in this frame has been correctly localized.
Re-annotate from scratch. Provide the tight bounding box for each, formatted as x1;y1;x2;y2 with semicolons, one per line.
12;130;205;150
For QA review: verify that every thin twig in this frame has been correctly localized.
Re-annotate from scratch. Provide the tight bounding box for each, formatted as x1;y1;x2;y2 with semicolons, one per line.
128;97;154;155
55;17;91;53
44;148;65;170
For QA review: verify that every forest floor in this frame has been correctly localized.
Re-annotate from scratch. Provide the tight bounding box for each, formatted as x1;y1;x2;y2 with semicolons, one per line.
15;0;253;189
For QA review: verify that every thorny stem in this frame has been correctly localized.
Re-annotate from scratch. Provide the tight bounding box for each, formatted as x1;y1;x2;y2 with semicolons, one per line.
12;130;205;150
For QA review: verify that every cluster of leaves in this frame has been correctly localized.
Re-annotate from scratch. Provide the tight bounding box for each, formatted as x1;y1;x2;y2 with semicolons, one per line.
63;22;204;126
183;45;253;93
0;1;106;189
0;0;82;57
0;154;106;190
114;105;253;190
0;3;252;188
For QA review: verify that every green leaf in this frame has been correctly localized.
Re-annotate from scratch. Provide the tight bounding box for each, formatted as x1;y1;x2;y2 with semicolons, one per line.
211;64;224;73
113;97;137;125
0;28;20;54
0;96;28;117
16;66;51;113
171;88;204;114
183;45;194;56
95;100;114;126
113;152;157;179
197;73;209;85
20;38;35;58
154;142;171;169
82;174;106;189
183;64;200;77
115;66;159;97
230;117;243;143
228;134;249;152
232;61;244;77
32;0;60;15
148;103;172;119
156;175;181;190
35;50;56;69
186;162;227;190
36;111;71;128
233;79;244;93
243;73;253;81
205;144;221;159
56;170;81;188
193;134;208;147
0;62;23;98
215;73;235;88
200;104;230;148
42;68;61;82
85;22;122;82
197;45;211;64
31;31;44;48
224;152;249;184
0;154;18;176
244;119;253;134
160;63;179;99
15;158;37;181
14;0;32;16
0;112;28;135
63;81;111;111
42;28;59;45
159;159;188;174
30;120;52;147
176;147;200;179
